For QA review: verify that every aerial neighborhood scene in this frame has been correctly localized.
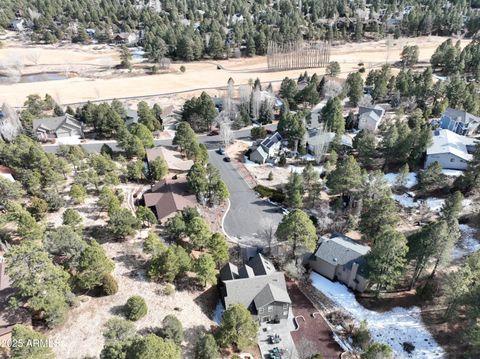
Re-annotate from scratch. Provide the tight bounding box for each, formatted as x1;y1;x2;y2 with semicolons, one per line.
1;1;480;358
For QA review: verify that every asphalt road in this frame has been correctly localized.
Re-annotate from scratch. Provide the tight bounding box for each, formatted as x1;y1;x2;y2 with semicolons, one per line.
42;124;283;246
208;149;283;246
42;126;270;153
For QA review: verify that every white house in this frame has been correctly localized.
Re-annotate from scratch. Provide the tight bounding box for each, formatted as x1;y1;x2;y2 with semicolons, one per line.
425;129;478;171
358;105;385;132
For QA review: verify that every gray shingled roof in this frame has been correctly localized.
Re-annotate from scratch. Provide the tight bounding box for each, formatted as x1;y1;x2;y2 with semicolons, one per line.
444;107;480;127
253;283;291;309
314;234;370;270
223;271;288;309
220;253;291;310
246;253;276;276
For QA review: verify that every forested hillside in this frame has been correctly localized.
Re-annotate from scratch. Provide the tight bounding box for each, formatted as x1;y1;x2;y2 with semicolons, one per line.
0;0;479;62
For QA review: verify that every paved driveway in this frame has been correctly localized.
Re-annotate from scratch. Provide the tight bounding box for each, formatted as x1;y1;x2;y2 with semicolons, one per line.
208;150;283;246
258;311;298;359
287;282;342;359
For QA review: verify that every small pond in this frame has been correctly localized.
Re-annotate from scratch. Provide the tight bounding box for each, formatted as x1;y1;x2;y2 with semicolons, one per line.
0;72;68;84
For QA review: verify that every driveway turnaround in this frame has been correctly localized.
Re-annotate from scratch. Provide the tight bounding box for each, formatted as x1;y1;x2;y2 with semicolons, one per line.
208;149;283;246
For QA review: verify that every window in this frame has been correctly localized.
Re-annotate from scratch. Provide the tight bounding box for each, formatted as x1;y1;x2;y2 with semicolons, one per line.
450;158;455;162
259;308;264;314
268;306;273;313
283;311;288;316
283;304;288;309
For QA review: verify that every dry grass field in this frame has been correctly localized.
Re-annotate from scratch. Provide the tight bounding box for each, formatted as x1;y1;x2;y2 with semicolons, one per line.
0;35;470;107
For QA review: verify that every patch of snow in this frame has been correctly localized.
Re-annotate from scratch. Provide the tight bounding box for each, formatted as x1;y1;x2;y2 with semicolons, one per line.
301;154;316;161
212;301;224;325
393;194;417;208
453;224;480;260
310;273;444;358
56;136;81;145
424;198;445;212
244;157;259;166
441;169;464;177
384;172;418;189
287;165;323;174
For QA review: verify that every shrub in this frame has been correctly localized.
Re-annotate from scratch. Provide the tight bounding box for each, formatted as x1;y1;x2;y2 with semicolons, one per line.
163;284;175;296
359;67;366;73
103;317;136;343
267;171;274;181
101;273;119;296
125;296;148;321
254;185;285;203
352;320;371;349
180;65;186;73
160;314;184;345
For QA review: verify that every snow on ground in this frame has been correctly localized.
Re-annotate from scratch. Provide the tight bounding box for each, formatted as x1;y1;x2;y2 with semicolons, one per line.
56;136;81;145
311;273;444;358
453;224;480;260
442;169;464;177
287;165;324;174
212;301;225;324
392;194;446;212
384;172;418;189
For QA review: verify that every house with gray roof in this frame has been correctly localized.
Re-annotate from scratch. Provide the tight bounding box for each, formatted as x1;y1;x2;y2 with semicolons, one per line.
357;105;385;132
219;253;291;323
425;129;478;171
440;107;480;136
308;233;370;292
248;132;282;164
32;114;84;142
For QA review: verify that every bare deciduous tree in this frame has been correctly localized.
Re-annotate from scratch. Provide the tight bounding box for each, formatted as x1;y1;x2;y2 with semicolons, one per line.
219;121;233;147
261;217;277;253
250;85;262;119
322;79;343;99
239;84;252;109
0;103;23;142
358;94;373;107
312;123;330;164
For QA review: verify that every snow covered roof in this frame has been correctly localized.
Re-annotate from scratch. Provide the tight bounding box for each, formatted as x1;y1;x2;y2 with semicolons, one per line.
427;129;478;161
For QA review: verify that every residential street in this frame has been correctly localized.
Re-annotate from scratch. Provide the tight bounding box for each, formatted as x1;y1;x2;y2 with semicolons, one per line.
208;149;283;246
42;124;282;245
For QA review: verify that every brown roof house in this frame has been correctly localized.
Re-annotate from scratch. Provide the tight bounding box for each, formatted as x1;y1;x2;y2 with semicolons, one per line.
32;114;84;142
219;253;291;323
146;146;194;174
143;175;196;223
308;233;370;292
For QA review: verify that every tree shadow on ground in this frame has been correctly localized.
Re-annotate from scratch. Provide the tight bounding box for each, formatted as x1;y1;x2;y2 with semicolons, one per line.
85;225;112;243
193;285;220;321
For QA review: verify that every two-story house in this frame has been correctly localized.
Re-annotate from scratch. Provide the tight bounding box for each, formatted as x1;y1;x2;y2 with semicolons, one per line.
218;253;291;323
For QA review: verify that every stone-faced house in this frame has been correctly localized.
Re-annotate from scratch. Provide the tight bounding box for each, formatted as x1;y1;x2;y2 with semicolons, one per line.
425;129;478;171
440;108;480;136
32;114;84;142
357;105;385;132
219;253;291;323
308;233;370;292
